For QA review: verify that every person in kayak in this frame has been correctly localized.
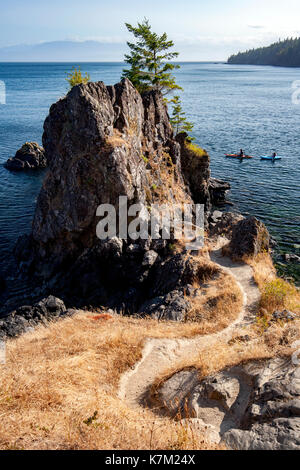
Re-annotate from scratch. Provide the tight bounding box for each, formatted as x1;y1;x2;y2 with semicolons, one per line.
239;149;244;157
272;152;277;161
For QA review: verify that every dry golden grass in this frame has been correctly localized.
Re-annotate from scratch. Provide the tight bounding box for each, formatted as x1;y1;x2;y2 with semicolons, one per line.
147;251;300;414
186;269;243;334
0;252;242;450
0;312;223;450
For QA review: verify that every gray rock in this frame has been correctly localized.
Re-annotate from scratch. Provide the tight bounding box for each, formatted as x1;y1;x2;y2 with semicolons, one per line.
209;178;231;206
139;289;190;321
176;132;211;210
142;250;159;267
211;210;223;222
224;418;300;450
272;310;297;321
226;216;270;259
155;357;300;449
209;211;244;237
4;142;46;171
284;253;300;263
0;295;68;340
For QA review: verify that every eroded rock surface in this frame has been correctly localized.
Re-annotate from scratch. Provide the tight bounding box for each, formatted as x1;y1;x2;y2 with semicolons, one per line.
5;142;46;171
155;357;300;450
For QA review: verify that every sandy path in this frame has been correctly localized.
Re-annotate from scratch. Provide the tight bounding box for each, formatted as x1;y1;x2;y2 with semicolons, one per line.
119;241;261;409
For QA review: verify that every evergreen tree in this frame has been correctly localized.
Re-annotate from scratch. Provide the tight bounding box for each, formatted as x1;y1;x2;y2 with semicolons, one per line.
66;67;90;89
122;19;182;95
170;96;194;136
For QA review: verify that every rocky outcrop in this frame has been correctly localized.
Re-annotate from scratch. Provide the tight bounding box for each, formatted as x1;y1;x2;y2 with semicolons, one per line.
27;80;189;277
209;178;231;206
0;296;70;340
209;211;244;237
223;358;300;450
176;133;231;211
225;216;270;259
13;79;218;314
5;142;46;171
155;357;300;450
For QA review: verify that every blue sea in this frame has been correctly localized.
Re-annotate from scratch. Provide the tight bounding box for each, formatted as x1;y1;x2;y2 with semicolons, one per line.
0;62;299;296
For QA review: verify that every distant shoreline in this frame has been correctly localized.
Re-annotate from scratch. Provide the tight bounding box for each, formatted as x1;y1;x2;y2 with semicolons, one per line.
226;62;300;69
227;37;300;68
0;61;226;64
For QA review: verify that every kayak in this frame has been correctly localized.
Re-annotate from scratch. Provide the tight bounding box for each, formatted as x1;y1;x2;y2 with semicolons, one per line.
225;154;254;159
260;156;282;161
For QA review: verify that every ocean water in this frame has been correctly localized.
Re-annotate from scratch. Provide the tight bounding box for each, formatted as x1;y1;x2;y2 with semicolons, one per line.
0;62;299;292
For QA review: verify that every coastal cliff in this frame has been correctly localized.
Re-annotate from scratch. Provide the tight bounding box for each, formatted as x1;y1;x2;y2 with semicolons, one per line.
15;78;230;316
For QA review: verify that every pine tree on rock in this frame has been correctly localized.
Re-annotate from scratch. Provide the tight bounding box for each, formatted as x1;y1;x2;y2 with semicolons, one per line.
122;18;182;95
170;96;194;137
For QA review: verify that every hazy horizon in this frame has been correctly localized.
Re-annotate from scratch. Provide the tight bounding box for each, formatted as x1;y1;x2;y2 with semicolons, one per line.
1;0;300;61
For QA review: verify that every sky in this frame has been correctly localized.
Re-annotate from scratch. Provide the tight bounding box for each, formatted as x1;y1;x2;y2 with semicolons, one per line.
1;0;300;60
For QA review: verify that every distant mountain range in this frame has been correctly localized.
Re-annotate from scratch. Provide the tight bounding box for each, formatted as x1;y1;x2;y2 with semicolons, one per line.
0;40;126;62
228;37;300;67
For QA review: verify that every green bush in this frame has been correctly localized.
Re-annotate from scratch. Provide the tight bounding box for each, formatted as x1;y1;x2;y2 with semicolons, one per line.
66;67;90;89
261;278;295;311
185;141;206;158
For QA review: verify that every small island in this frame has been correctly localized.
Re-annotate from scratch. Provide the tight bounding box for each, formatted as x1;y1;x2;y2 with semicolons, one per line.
228;37;300;67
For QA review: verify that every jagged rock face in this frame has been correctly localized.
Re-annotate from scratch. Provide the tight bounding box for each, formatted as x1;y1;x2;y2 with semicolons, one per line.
176;134;231;211
209;178;231;206
5;142;46;171
227;216;270;259
209;211;244;237
29;79;190;279
176;133;211;208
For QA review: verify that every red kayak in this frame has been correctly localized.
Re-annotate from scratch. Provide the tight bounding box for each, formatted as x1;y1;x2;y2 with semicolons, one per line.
225;154;254;159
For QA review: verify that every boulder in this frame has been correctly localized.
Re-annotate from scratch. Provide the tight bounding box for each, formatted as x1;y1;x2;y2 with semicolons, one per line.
223;358;300;450
4;142;46;171
0;296;68;339
283;253;300;263
139;289;190;321
226;216;270;259
25;79;191;279
209;211;244;237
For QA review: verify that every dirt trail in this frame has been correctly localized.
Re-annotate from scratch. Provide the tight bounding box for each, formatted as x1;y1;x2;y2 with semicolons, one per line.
119;240;261;409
